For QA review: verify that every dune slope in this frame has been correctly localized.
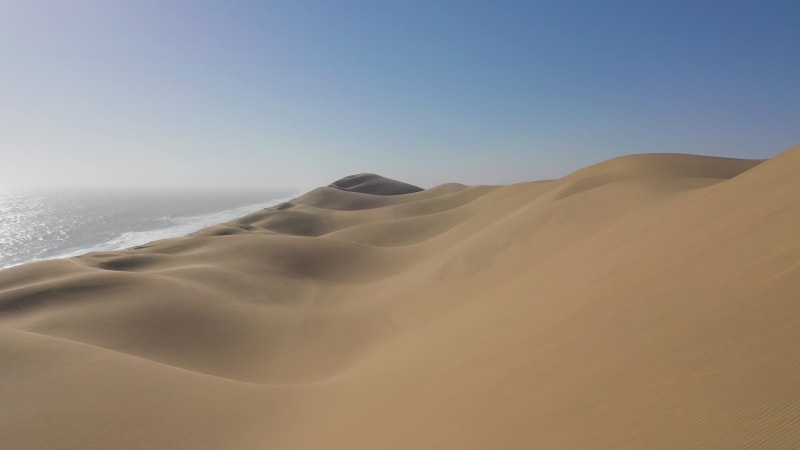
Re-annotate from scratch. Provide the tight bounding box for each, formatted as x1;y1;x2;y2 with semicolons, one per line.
2;149;800;449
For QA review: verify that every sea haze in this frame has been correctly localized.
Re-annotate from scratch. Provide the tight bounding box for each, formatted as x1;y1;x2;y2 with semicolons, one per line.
0;188;295;269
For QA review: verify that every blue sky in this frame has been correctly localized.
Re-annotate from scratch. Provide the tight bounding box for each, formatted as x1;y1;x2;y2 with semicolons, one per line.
1;1;798;189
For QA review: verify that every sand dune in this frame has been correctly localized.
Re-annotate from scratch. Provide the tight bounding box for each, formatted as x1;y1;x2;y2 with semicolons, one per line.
328;173;425;195
3;148;800;449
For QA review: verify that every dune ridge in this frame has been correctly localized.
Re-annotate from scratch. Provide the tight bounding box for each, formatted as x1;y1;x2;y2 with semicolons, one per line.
3;149;800;449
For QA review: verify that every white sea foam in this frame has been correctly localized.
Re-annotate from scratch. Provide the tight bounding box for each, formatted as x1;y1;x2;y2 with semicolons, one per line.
0;190;296;269
54;196;294;259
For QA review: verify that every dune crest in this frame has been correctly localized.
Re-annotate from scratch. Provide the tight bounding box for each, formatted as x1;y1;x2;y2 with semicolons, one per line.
329;173;424;195
2;148;800;449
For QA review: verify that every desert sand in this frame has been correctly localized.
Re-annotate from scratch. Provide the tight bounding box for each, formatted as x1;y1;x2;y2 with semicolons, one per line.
1;147;799;449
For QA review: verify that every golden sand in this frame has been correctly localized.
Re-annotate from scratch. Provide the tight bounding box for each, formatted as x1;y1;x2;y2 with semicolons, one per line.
2;149;799;449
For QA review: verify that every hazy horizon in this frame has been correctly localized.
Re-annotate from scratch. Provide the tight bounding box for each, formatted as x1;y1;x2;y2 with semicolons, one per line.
2;1;798;189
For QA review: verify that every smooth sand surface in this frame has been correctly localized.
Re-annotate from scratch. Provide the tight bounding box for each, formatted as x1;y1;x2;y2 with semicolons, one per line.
1;149;799;449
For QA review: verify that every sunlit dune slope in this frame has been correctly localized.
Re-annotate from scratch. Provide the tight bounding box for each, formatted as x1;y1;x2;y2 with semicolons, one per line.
3;148;800;450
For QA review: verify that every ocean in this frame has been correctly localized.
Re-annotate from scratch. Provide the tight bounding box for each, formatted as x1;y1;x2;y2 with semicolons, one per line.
0;188;295;269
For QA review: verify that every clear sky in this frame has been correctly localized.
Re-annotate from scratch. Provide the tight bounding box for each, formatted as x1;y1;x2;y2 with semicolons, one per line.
1;1;798;189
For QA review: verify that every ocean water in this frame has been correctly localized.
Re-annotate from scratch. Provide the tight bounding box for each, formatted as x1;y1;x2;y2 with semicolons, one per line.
0;188;295;269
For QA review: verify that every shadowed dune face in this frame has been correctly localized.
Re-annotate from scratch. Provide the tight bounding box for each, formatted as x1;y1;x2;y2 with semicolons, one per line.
3;150;800;449
328;173;424;195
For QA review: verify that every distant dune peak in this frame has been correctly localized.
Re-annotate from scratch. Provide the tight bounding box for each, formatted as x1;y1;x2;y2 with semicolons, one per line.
328;173;423;195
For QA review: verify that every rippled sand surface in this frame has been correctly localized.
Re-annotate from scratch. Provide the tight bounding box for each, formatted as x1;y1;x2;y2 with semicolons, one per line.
3;148;800;449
